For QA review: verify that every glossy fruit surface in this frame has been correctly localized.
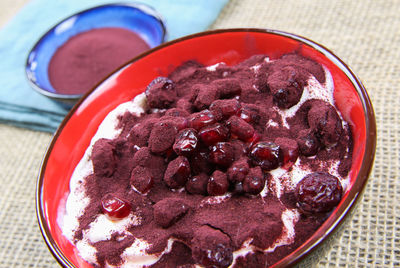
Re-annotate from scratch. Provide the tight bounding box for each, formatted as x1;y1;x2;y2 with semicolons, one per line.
101;194;131;220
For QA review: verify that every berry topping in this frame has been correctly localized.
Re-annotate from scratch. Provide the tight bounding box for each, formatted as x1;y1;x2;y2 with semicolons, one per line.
186;173;209;195
159;115;188;131
275;137;299;168
193;84;219;110
237;104;261;124
130;166;154;194
249;141;283;171
173;128;199;156
165;108;190;118
71;53;353;268
243;166;265;195
153;198;189;228
145;77;176;109
226;115;255;141
189;147;215;175
199;123;229;146
92;138;117;177
164;156;191;189
209;99;241;120
188;109;216;130
101;194;131;220
176;98;193;112
295;172;343;213
128;121;153;147
212;78;242;98
246;132;261;150
268;66;305;109
207;170;229;196
307;100;343;147
209;142;235;167
192;226;233;268
227;158;249;182
148;122;178;154
297;129;320;156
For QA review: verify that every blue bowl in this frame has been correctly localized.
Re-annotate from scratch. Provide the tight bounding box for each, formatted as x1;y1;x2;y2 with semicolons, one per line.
25;2;166;106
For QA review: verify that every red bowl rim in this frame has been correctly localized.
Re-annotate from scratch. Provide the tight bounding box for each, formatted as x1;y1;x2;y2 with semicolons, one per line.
36;28;376;268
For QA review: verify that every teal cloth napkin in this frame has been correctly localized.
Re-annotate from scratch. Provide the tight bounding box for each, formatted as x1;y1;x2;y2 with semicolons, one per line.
0;0;228;132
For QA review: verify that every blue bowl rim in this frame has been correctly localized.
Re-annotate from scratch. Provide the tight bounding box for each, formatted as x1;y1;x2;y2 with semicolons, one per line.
25;1;167;101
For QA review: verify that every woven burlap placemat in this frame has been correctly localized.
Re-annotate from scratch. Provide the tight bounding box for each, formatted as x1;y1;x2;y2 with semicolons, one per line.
0;0;398;267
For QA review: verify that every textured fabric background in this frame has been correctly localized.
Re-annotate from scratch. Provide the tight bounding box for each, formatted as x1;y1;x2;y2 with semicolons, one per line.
0;0;399;267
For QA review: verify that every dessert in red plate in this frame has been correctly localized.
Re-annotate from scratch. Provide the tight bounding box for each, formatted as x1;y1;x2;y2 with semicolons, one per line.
36;29;376;268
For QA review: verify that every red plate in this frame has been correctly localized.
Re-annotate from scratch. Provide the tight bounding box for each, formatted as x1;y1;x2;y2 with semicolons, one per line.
36;29;376;268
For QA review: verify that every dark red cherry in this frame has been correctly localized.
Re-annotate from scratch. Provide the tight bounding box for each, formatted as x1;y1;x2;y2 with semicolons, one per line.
249;141;282;171
188;109;216;130
145;77;176;109
130;166;154;194
226;116;254;141
243;167;265;195
173;128;198;155
101;194;131;220
237;105;260;124
207;170;229;196
192;226;233;268
186;173;209;195
164;156;191;189
246;132;261;150
297;129;320;156
275;137;299;168
189;147;215;175
199;243;233;267
295;172;343;213
199;124;229;146
209;142;235;167
209;99;241;120
227;158;249;182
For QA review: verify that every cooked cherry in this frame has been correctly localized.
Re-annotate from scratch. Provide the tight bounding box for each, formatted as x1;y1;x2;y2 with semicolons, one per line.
192;226;233;268
146;76;173;93
243;167;265;195
209;99;241;120
246;132;261;150
186;173;209;195
237;105;260;124
199;124;229;146
226;116;254;141
145;77;176;109
268;66;304;109
199;243;233;267
275;137;299;168
227;158;249;182
130;166;154;194
207;170;229;196
164;156;191;189
209;142;235;167
249;141;282;171
173;128;198;155
101;194;131;220
153;198;189;228
295;172;343;213
92;138;117;177
189;147;215;175
188;109;216;130
307;101;343;147
297;129;320;156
